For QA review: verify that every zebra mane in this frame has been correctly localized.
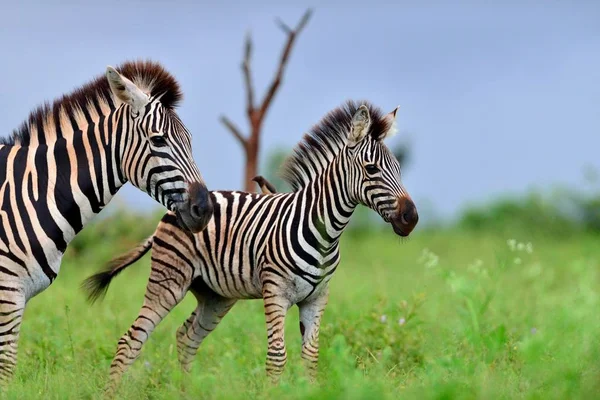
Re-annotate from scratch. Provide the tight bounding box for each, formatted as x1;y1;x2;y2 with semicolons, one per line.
1;60;183;146
280;100;392;191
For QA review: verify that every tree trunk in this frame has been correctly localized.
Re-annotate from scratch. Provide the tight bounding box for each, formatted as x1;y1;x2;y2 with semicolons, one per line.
220;10;312;194
244;136;259;192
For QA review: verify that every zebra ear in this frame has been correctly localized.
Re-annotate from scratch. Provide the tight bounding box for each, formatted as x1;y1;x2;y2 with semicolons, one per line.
348;105;371;146
380;105;400;140
106;66;149;113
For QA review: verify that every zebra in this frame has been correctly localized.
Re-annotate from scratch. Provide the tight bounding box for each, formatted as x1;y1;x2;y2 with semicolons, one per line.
83;100;419;391
0;60;214;383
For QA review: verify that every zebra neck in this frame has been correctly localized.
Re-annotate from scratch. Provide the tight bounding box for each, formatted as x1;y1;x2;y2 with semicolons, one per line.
43;109;127;246
306;162;358;249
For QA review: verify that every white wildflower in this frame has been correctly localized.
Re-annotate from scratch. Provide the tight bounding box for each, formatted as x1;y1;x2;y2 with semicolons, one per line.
526;242;533;254
398;317;406;325
418;248;439;269
507;239;517;251
417;248;429;264
468;259;484;273
425;253;439;269
380;315;387;323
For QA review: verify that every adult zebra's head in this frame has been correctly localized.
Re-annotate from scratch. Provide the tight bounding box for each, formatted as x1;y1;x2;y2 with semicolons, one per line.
346;104;418;237
106;63;213;233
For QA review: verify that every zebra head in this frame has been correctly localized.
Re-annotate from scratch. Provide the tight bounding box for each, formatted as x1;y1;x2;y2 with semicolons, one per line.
346;104;418;237
106;66;213;233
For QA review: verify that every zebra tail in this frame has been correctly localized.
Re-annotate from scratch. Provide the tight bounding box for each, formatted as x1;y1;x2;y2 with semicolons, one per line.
81;236;154;304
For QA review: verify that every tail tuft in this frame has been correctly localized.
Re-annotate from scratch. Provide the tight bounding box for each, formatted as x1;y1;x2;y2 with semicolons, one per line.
81;236;154;304
81;270;115;304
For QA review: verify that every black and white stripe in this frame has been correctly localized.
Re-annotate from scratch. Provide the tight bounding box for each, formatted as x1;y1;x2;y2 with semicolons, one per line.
0;60;213;383
84;100;419;392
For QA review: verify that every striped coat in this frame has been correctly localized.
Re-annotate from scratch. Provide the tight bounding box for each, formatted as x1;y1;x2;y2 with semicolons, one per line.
0;60;212;383
85;101;419;391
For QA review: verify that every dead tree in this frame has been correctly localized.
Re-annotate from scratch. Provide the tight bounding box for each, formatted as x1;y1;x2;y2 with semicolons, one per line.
220;9;312;192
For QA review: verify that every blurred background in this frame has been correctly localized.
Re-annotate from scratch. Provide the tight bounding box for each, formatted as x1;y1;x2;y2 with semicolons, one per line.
1;3;600;398
1;1;598;233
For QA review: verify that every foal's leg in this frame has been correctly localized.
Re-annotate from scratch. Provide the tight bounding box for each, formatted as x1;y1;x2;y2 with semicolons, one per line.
298;286;329;381
176;281;237;373
105;263;190;394
261;271;292;383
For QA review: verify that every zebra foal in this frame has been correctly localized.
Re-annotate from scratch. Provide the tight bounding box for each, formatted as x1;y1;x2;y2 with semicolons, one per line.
84;100;419;390
0;60;213;383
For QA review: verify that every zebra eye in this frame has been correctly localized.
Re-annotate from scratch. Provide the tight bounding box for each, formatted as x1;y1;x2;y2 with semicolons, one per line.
150;135;168;147
365;164;380;174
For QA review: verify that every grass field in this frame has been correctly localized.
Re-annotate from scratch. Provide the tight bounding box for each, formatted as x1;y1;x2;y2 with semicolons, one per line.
2;214;599;399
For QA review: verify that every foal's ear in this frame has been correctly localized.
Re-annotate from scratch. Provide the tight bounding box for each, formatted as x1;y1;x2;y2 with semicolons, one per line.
348;105;371;146
106;66;150;113
379;105;400;141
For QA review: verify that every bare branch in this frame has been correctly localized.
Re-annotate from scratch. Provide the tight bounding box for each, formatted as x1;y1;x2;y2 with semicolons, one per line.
219;115;247;147
295;8;312;33
221;9;313;192
259;8;313;118
242;32;255;115
275;18;292;34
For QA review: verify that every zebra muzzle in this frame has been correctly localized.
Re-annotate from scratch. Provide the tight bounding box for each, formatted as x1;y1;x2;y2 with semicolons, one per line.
176;182;214;233
390;197;418;237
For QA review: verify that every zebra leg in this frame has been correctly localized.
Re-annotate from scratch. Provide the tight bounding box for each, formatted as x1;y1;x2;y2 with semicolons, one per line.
176;283;236;373
105;269;189;394
262;276;292;383
0;290;25;384
298;286;329;382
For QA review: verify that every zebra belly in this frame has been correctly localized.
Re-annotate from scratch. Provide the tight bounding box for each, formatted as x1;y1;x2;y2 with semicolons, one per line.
288;273;332;305
194;250;336;303
0;251;57;301
22;262;56;300
198;265;331;304
198;262;263;300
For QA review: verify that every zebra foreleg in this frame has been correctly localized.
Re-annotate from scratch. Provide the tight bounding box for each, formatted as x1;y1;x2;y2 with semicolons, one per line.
298;286;329;382
0;289;25;385
261;273;292;383
104;270;188;396
176;286;236;373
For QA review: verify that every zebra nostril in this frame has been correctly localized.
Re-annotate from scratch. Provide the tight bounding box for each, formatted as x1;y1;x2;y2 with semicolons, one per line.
398;197;418;227
406;207;418;226
190;203;202;220
401;212;409;225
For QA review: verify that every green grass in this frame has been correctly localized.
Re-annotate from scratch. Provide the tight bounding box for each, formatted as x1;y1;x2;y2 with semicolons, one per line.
2;225;599;399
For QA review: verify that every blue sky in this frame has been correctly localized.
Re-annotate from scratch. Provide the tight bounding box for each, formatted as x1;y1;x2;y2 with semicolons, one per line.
1;1;598;223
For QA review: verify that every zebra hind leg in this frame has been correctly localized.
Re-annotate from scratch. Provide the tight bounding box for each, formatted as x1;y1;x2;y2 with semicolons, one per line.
0;289;25;385
104;267;190;396
176;279;237;373
298;287;329;382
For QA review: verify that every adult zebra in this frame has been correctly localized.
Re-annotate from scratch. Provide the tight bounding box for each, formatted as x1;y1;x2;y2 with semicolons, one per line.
0;60;213;383
84;100;418;391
